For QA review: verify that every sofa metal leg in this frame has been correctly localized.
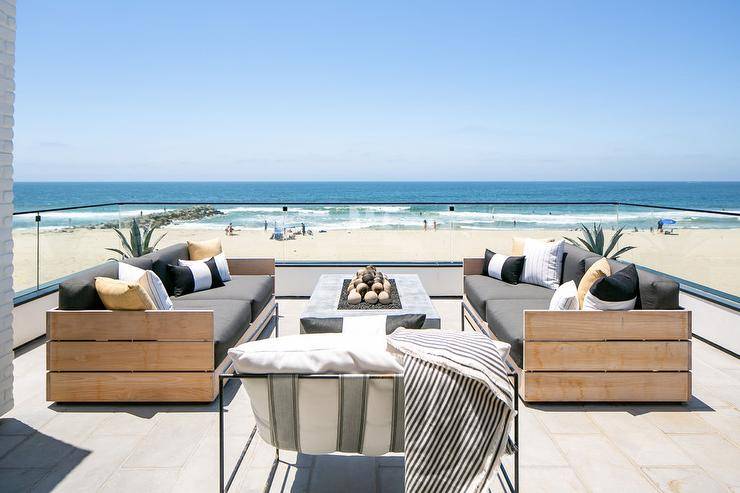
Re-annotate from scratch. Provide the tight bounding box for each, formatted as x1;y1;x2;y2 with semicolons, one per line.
263;448;280;493
274;303;280;338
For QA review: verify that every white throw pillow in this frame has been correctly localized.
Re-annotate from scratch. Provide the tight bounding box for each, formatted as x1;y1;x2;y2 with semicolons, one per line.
521;239;564;289
583;291;637;311
118;262;173;310
179;252;231;282
228;333;403;374
549;280;579;311
341;315;388;352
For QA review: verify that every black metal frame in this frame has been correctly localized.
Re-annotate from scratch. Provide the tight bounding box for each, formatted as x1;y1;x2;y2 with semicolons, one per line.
218;371;520;493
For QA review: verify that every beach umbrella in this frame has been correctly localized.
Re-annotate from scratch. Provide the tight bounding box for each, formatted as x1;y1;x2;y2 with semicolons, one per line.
661;218;677;225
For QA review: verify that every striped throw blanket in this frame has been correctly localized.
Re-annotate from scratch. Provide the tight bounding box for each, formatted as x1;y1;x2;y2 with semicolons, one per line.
387;329;516;493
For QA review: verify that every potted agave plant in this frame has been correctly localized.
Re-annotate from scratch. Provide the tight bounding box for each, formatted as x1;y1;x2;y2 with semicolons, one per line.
564;223;635;259
107;218;166;259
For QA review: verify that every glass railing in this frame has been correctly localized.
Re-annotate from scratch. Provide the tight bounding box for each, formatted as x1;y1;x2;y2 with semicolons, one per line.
12;201;740;301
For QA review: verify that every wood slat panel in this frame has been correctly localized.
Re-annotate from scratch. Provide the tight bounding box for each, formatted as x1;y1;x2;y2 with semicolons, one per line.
463;258;485;276
47;310;213;341
523;371;691;402
47;341;214;371
227;258;275;276
47;372;216;402
524;341;690;371
524;310;691;341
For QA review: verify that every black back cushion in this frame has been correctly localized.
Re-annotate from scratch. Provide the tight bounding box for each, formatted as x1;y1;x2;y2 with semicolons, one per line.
589;263;640;302
146;243;190;295
583;257;680;309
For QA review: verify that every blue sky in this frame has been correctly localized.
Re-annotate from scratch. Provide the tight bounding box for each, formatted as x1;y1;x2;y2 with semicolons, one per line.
13;1;740;181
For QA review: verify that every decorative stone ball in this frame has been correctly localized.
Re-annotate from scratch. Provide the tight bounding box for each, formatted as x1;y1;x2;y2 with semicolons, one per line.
348;290;362;305
356;268;365;277
362;273;374;284
364;290;378;304
352;278;363;288
383;280;392;292
378;291;391;304
371;282;383;294
366;265;376;272
373;276;383;285
356;283;369;296
347;282;355;293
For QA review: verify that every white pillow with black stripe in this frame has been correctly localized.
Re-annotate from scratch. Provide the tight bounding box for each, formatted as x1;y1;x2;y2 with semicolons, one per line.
118;262;173;310
483;249;525;284
179;252;232;282
548;280;579;310
521;239;565;289
166;257;225;297
583;263;639;311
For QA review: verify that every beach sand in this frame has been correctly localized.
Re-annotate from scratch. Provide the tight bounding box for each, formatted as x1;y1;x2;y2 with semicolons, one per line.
12;226;740;296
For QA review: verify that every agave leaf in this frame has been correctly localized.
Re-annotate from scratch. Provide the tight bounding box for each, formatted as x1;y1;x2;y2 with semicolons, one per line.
149;232;167;250
143;226;155;249
604;226;625;258
112;228;134;257
610;245;636;259
105;247;129;259
581;223;596;251
563;236;579;247
130;219;143;257
594;223;605;255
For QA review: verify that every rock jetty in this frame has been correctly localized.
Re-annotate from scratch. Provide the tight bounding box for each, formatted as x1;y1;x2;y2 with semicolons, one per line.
94;205;224;229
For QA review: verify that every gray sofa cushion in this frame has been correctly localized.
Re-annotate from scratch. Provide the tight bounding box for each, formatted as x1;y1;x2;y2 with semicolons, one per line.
485;298;550;367
58;261;118;310
146;243;190;295
583;257;679;310
172;298;252;364
176;275;274;317
121;256;154;270
464;274;554;320
561;243;601;285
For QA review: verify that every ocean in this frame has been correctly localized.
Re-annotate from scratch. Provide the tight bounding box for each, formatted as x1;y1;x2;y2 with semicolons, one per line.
12;181;740;231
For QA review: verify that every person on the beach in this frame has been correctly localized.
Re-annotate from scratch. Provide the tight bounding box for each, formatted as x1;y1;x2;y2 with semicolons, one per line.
225;223;234;236
423;219;427;230
433;220;437;230
657;219;664;233
301;222;306;235
264;220;267;231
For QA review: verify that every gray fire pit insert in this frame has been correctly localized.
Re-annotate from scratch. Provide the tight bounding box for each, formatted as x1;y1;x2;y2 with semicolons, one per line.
300;274;441;331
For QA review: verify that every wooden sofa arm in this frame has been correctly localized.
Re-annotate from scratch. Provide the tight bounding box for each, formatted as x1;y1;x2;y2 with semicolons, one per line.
227;258;275;276
47;309;214;342
463;258;485;275
523;310;691;341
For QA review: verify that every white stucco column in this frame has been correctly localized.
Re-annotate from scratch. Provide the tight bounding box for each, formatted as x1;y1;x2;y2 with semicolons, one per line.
0;0;15;416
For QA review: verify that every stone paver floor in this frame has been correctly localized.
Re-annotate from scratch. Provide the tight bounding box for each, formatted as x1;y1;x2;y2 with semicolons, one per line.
1;299;739;492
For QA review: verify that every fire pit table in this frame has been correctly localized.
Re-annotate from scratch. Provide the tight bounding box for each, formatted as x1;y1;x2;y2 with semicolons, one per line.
300;273;441;332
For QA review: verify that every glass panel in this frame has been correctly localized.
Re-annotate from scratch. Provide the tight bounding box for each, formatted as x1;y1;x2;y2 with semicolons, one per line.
36;206;120;288
616;205;740;297
12;211;39;293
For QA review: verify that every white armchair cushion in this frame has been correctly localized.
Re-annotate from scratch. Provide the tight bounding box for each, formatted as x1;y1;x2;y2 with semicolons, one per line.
228;333;403;374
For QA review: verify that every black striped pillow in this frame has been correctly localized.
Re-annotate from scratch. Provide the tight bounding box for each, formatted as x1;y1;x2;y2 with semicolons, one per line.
483;249;526;284
166;258;225;297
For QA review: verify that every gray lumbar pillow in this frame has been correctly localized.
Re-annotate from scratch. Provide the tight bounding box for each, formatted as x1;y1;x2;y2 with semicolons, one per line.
301;313;426;335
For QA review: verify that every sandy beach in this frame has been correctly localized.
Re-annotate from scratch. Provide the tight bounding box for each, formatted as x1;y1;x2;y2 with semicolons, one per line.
12;226;740;296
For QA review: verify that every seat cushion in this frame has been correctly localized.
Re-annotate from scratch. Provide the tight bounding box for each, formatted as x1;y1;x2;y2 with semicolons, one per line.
561;243;602;285
584;257;679;310
172;298;252;364
464;275;554;320
58;261;119;310
175;275;274;317
485;298;550;367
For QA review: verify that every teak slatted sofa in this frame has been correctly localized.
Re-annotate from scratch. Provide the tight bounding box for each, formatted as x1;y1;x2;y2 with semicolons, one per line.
462;243;692;402
46;243;277;403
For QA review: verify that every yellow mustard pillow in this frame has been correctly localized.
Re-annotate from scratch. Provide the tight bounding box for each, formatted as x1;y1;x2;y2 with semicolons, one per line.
95;277;157;311
187;238;223;261
577;258;611;309
511;237;556;256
